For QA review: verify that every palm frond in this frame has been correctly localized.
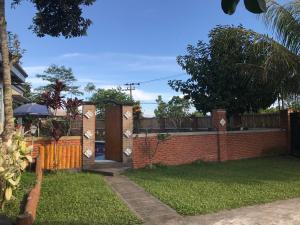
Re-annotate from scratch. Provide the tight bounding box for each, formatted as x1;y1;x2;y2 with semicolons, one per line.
262;0;300;55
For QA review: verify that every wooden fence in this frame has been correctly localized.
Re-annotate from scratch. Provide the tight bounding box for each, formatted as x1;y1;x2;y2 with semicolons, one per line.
228;113;280;129
39;144;82;170
133;116;213;133
133;113;280;133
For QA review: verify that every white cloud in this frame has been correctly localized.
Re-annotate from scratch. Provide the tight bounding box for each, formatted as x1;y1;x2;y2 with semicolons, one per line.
59;53;83;58
56;52;180;74
23;66;47;76
26;77;48;87
132;89;160;101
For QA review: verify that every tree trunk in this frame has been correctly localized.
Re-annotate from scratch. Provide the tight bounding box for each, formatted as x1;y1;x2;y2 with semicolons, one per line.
0;0;14;151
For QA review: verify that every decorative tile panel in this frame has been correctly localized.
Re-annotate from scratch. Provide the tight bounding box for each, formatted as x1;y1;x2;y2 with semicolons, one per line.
124;111;132;119
84;130;93;139
220;118;226;127
84;149;93;158
123;130;132;138
123;148;132;157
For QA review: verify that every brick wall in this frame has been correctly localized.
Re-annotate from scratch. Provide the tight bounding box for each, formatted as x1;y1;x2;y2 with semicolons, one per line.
227;130;287;160
132;129;288;169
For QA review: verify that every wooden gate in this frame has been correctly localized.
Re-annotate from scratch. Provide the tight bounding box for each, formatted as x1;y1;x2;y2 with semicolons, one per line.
105;105;123;162
290;112;300;156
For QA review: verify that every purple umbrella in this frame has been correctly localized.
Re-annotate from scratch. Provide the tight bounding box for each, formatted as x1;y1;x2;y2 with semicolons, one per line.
14;103;52;117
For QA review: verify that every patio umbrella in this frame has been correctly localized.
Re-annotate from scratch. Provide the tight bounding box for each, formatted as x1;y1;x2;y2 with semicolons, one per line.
14;103;52;117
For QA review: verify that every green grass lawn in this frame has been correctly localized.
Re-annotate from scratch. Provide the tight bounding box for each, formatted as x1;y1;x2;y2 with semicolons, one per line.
1;172;36;221
35;172;141;225
125;157;300;216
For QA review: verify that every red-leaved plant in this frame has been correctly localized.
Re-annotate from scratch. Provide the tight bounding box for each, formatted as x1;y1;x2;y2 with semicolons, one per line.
40;79;82;169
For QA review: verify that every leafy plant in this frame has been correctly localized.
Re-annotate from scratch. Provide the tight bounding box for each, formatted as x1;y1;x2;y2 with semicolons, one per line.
35;65;83;96
143;131;170;169
261;0;300;55
0;129;32;210
64;97;83;135
169;25;300;117
88;87;136;119
40;79;83;169
154;96;191;129
221;0;267;15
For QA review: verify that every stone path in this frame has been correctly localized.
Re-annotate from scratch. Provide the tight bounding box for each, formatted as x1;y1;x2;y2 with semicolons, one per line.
105;175;183;225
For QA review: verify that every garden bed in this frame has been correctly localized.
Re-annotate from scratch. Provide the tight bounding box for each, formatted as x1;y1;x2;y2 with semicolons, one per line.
35;172;141;225
126;156;300;215
0;172;36;222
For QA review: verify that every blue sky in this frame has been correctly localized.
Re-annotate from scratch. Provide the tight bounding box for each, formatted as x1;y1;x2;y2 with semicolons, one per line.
7;0;275;116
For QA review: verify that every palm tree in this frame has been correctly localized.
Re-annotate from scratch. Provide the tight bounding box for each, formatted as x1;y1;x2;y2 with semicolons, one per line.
0;0;15;150
262;0;300;55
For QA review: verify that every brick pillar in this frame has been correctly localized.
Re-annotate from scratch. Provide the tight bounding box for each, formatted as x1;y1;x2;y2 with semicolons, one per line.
212;109;228;162
122;105;133;164
280;109;293;153
82;104;96;170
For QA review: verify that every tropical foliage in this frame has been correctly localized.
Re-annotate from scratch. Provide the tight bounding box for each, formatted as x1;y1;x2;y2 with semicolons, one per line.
154;96;190;128
169;25;300;116
0;129;32;210
221;0;267;15
262;0;300;55
40;80;82;169
12;0;96;38
88;87;137;119
35;65;83;96
0;0;95;149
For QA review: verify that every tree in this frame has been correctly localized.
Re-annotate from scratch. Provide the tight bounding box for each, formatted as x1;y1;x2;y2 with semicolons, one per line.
169;25;297;117
35;65;83;96
40;80;82;169
261;0;300;55
221;0;267;15
0;0;95;149
154;96;190;128
84;82;96;93
88;87;135;119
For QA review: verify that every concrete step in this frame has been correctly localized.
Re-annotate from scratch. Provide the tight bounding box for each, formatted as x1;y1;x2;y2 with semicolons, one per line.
90;161;131;169
87;167;130;176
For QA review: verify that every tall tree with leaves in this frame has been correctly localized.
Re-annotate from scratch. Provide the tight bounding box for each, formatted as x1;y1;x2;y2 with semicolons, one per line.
154;95;190;128
35;65;83;96
0;0;95;149
169;25;299;117
88;87;136;119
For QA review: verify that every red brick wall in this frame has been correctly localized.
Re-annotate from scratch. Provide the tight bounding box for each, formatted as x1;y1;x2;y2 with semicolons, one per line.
132;130;287;169
27;136;81;159
227;131;287;160
133;133;219;169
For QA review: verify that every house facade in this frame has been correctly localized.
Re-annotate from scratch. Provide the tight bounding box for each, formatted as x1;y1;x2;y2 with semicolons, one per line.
0;63;28;132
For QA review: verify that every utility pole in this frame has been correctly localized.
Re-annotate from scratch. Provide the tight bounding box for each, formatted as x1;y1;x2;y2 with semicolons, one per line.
124;83;140;100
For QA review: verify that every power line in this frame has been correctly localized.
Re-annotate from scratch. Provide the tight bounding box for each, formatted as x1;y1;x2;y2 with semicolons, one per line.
138;73;186;85
122;73;186;99
123;82;140;99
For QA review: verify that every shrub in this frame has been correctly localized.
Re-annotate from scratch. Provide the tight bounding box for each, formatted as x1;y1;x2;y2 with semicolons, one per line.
0;129;32;210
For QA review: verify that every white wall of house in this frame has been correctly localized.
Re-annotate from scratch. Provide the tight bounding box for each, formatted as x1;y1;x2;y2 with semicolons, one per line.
0;62;28;133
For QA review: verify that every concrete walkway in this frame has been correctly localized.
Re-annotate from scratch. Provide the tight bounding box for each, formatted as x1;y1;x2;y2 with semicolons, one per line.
105;175;183;225
105;175;300;225
185;198;300;225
